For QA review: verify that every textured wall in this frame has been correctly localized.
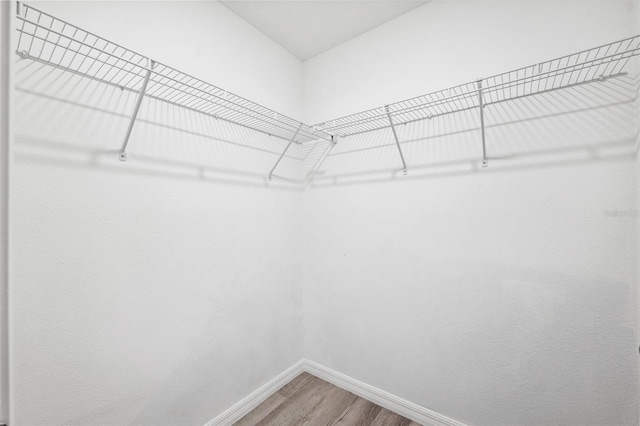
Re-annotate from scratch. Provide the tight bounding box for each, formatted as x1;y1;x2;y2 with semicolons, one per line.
302;0;639;124
35;1;304;120
636;2;640;422
7;1;640;425
10;2;304;425
0;2;11;423
301;1;639;425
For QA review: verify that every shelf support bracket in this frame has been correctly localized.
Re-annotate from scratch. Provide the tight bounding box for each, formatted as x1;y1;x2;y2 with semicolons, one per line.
385;105;407;175
303;135;338;189
119;58;154;161
268;123;303;181
477;79;488;167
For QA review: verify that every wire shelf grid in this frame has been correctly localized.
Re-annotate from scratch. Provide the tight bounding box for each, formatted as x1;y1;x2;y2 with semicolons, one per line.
15;2;330;145
314;36;640;137
14;2;640;174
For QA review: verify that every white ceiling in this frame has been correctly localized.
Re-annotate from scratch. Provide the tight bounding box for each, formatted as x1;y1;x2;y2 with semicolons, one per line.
219;1;429;61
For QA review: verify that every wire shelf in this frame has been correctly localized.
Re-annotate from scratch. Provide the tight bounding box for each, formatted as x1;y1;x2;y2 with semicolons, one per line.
314;36;640;137
15;2;331;145
13;1;640;175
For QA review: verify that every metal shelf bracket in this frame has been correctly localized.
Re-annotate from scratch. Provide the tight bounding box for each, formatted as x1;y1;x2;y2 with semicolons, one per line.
477;79;488;168
13;3;640;174
268;123;303;181
119;58;155;161
385;105;408;175
303;135;339;189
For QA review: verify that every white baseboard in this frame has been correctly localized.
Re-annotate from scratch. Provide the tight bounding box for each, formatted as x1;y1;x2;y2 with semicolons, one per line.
204;359;305;426
204;358;466;426
303;359;466;426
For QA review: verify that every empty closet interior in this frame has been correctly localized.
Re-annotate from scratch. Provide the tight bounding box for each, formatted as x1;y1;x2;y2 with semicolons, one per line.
1;0;639;425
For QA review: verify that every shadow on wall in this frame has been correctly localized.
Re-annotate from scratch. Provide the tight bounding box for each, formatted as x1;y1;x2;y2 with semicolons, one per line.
308;71;640;188
13;56;640;190
14;58;305;191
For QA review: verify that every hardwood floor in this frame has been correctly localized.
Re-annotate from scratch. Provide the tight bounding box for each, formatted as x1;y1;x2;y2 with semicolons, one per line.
233;372;421;426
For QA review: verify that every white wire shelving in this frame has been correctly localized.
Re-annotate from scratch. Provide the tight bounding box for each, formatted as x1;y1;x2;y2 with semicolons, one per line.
14;1;332;175
14;1;640;178
314;35;640;170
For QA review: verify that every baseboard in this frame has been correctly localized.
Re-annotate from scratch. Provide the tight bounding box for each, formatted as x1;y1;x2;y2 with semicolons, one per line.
302;359;466;426
204;358;466;426
204;359;305;426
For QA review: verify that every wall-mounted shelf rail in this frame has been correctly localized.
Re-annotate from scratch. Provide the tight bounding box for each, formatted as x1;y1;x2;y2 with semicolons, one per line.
14;2;332;164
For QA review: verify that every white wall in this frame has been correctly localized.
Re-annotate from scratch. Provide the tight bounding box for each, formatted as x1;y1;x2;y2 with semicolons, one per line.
29;1;303;119
302;0;639;124
635;2;640;422
302;1;639;425
0;1;12;423
10;1;305;425
8;1;640;425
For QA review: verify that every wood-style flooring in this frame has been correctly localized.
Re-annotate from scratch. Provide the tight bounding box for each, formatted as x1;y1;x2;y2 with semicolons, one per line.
233;372;421;426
